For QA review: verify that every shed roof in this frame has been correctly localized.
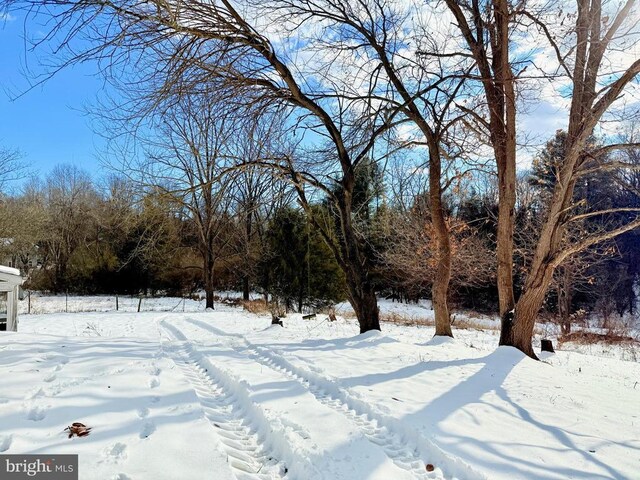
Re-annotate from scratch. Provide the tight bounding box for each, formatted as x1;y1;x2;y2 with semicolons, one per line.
0;265;23;288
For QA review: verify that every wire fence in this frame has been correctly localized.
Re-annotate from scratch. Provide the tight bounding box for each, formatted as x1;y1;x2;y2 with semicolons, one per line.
17;292;248;315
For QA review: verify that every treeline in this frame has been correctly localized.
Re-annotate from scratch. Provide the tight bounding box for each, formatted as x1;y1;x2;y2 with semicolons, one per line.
1;129;639;337
0;165;347;308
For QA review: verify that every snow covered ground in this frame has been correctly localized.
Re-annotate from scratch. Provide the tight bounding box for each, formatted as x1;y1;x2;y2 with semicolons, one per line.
1;297;639;479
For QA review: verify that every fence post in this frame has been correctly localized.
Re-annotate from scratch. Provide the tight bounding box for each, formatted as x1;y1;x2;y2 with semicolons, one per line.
65;291;68;313
138;297;142;313
116;294;119;311
28;290;31;314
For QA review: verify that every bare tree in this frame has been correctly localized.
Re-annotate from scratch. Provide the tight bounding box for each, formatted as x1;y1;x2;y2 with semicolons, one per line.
384;197;495;301
444;0;640;356
115;92;244;309
0;185;48;276
263;0;479;336
444;0;519;323
225;123;293;301
0;147;25;192
42;164;97;292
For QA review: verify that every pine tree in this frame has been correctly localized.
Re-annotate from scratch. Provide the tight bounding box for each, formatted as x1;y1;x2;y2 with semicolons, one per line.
263;207;346;312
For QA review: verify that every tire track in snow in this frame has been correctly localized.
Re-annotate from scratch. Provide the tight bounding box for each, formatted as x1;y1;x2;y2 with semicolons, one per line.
249;345;432;479
185;318;487;480
160;320;285;480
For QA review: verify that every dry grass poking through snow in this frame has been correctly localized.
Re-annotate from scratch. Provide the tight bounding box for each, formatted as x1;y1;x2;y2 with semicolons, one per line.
558;330;640;362
559;331;638;344
379;309;508;332
380;312;435;327
240;299;271;315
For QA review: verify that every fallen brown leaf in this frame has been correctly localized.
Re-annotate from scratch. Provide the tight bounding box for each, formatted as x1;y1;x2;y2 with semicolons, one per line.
64;422;92;438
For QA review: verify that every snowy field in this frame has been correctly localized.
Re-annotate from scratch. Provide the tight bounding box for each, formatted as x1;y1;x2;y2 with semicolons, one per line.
1;297;639;479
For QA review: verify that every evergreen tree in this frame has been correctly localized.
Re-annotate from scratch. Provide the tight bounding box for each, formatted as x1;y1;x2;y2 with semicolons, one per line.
263;207;346;312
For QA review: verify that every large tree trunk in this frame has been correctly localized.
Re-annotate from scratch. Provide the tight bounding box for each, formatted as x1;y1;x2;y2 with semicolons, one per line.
501;287;547;359
368;34;455;338
298;177;381;334
346;278;380;333
432;262;452;337
494;0;518;319
501;253;557;358
335;177;381;334
242;208;253;301
445;0;517;319
428;142;453;337
445;0;517;320
242;276;250;301
496;160;516;318
203;249;215;309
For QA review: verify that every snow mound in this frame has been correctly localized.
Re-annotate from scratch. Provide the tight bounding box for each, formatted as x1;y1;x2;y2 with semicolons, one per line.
426;335;457;346
359;329;383;339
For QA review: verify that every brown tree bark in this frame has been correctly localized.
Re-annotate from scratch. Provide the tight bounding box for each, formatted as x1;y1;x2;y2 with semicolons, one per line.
500;265;556;359
335;176;381;333
243;276;250;301
242;203;253;301
345;273;381;333
242;212;253;301
204;247;215;310
493;0;518;321
428;143;453;337
445;0;518;322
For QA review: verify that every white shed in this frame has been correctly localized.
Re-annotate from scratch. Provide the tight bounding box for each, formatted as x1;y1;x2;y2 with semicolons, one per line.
0;265;24;332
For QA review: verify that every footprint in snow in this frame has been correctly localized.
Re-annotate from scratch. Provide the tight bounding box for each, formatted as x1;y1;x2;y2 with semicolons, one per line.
54;357;69;371
139;422;156;439
0;434;12;452
43;372;57;383
147;364;161;376
104;442;128;462
148;377;160;389
112;474;132;480
25;387;45;400
25;405;46;421
137;407;149;419
150;395;160;404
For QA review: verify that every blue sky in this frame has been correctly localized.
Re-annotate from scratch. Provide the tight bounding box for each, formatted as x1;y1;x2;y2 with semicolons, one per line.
0;12;106;183
0;8;567;190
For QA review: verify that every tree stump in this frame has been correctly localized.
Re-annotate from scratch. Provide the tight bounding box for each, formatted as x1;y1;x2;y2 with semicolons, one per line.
541;339;555;353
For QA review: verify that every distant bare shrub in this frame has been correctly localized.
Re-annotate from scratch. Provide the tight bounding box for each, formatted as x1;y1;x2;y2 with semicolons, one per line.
559;330;638;345
241;299;269;315
455;318;500;331
380;312;433;327
268;300;286;319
